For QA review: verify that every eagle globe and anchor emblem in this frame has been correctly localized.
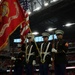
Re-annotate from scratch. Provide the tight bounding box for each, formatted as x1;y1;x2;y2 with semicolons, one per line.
2;1;9;17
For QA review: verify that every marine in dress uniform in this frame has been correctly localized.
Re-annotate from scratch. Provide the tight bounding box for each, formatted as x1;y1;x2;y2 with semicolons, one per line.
11;44;25;75
25;33;38;75
51;30;68;75
39;32;52;75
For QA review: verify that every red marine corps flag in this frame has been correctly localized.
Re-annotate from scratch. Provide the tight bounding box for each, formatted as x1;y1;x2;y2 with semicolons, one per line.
0;3;2;22
0;0;25;50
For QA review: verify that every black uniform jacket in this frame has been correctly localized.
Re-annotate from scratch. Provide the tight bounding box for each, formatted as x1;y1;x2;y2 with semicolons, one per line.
54;39;68;64
39;41;52;64
25;42;39;64
15;51;25;67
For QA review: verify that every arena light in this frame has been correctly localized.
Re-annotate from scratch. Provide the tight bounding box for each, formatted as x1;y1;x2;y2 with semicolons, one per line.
46;28;57;32
63;23;75;27
51;0;58;3
33;7;41;11
28;11;31;15
27;9;31;15
44;3;49;6
32;32;39;35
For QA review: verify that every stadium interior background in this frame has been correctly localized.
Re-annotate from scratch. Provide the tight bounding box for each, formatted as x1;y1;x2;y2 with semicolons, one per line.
0;0;75;75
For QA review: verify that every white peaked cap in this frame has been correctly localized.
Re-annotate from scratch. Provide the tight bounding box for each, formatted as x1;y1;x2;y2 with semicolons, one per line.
17;44;21;47
42;32;50;37
55;30;64;35
27;33;34;39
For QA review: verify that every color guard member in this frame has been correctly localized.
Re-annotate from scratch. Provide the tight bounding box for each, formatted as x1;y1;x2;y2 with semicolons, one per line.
25;33;38;75
11;44;25;75
52;30;68;75
39;32;52;75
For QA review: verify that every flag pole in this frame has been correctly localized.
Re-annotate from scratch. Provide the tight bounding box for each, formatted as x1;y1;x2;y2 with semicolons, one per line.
28;26;40;53
47;29;56;74
51;29;56;74
52;30;55;70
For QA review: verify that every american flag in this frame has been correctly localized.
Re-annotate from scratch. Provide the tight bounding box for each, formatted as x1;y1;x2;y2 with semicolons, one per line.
19;0;30;44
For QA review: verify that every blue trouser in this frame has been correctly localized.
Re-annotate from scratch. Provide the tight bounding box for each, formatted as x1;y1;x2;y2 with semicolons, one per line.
39;63;49;75
14;66;23;75
25;64;33;75
54;63;66;75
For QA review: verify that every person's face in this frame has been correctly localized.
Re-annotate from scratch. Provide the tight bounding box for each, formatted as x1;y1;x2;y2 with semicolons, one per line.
28;37;33;42
18;47;21;52
57;34;63;39
43;36;48;42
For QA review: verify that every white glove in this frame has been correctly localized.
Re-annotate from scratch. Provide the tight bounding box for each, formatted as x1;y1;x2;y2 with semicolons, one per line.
51;57;53;61
32;60;36;65
52;48;57;53
49;64;52;67
11;57;16;60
